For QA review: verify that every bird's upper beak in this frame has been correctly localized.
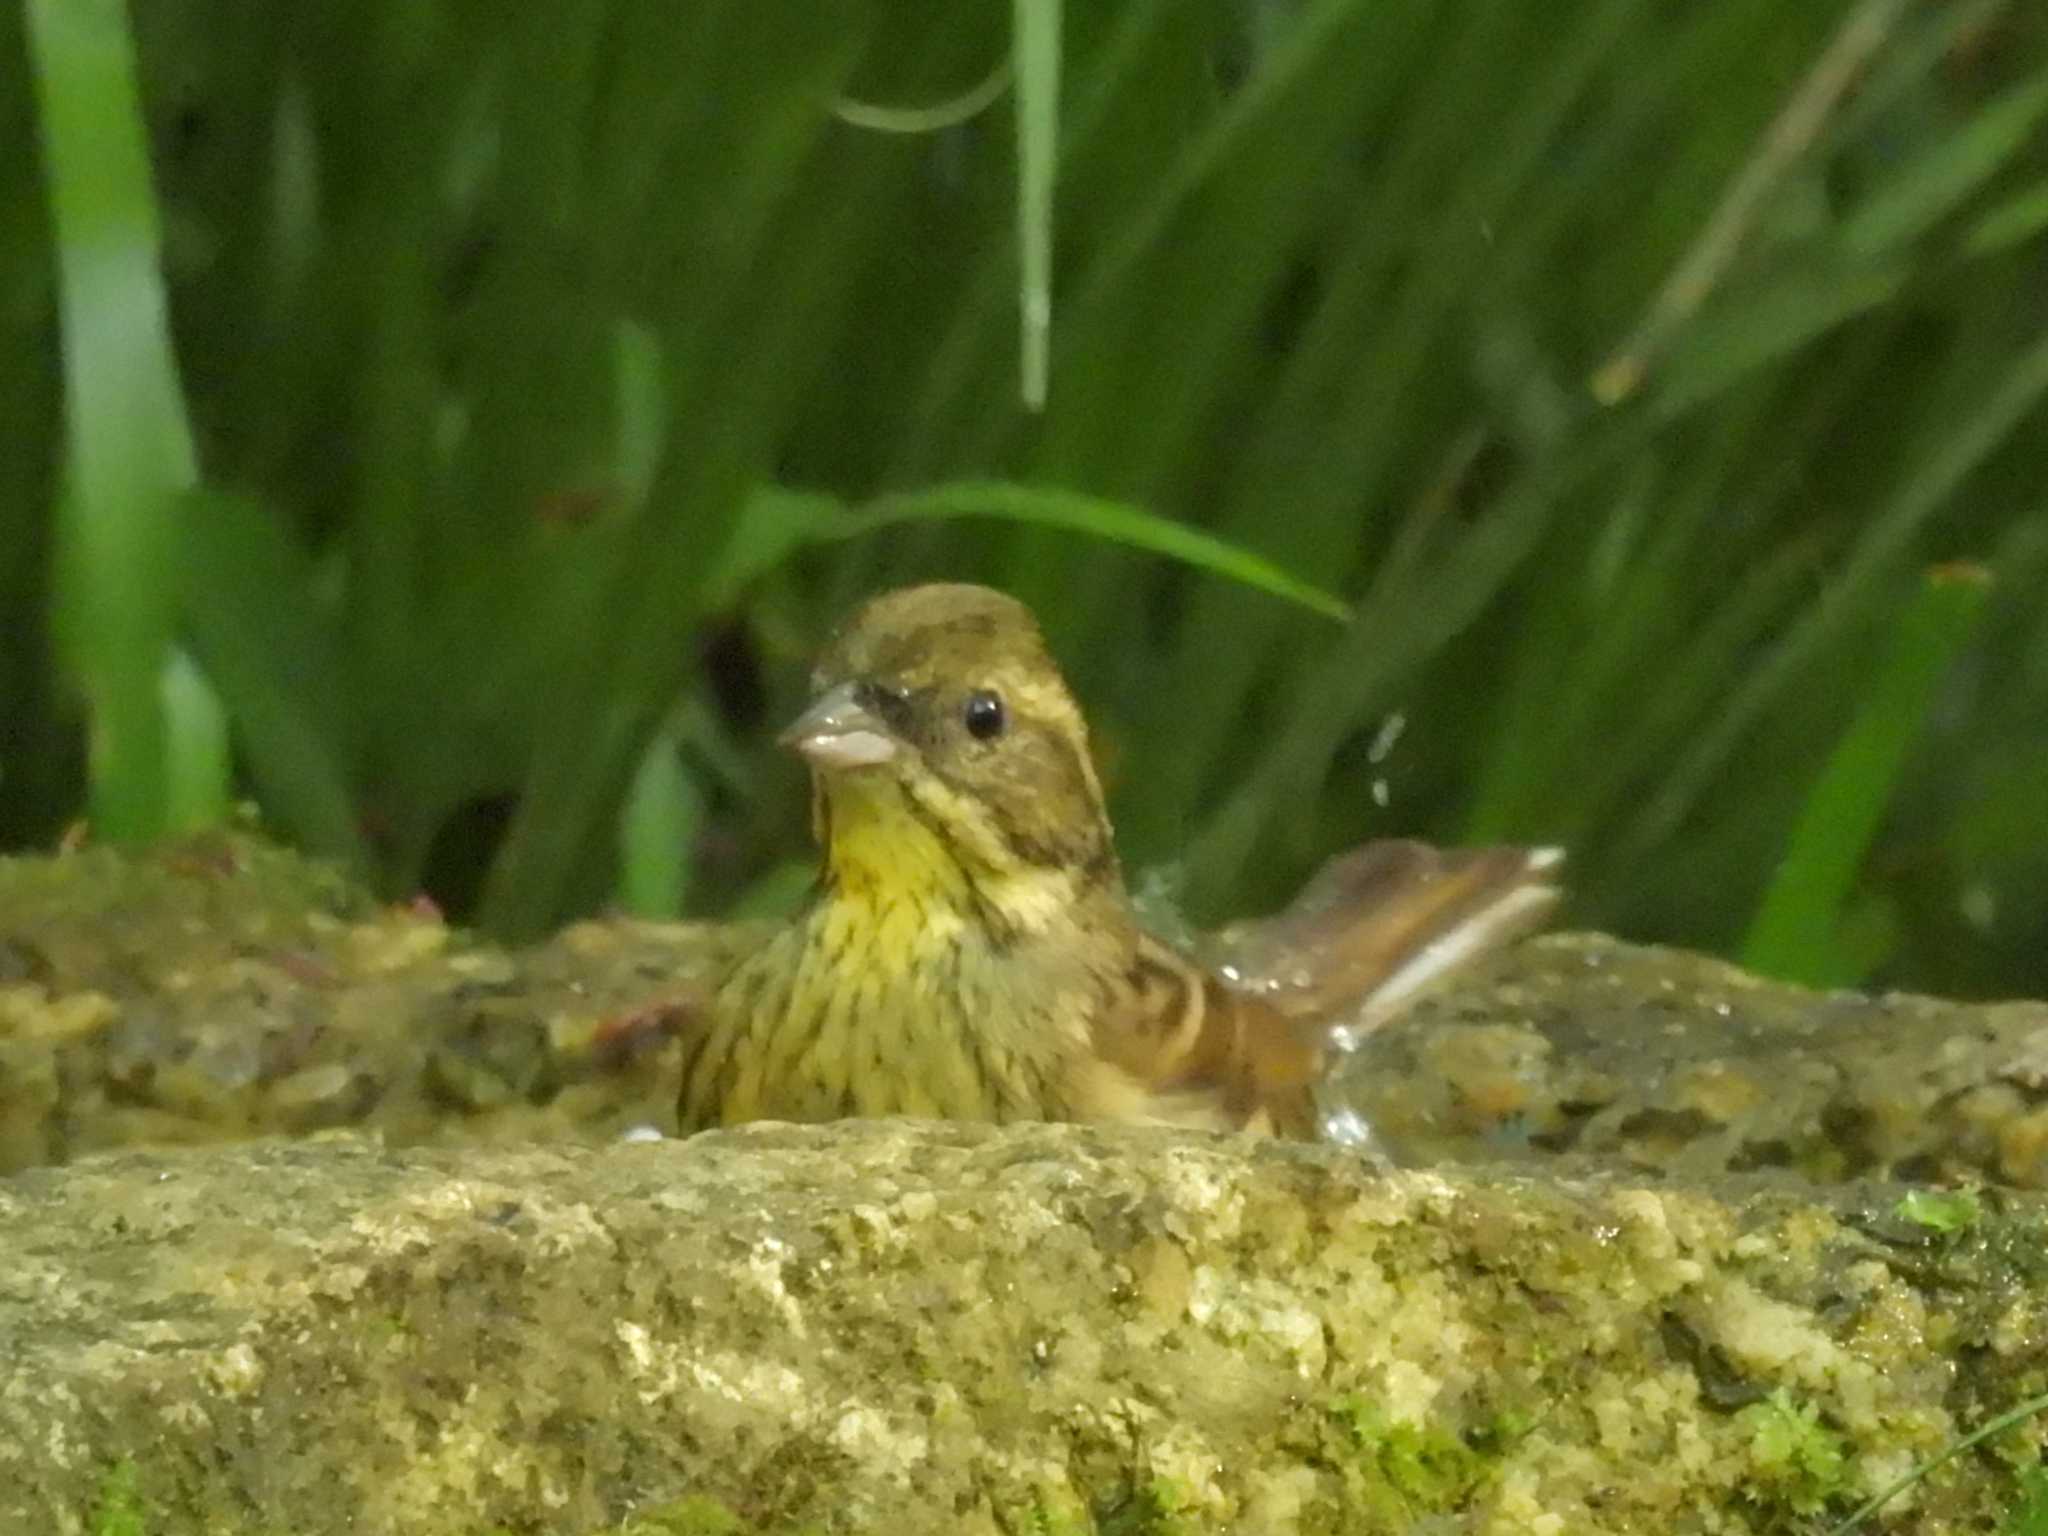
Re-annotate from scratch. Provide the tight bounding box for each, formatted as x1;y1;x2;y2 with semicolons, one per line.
778;681;900;770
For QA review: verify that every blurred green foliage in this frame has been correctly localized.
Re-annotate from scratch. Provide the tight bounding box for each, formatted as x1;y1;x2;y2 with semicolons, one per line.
5;0;2046;996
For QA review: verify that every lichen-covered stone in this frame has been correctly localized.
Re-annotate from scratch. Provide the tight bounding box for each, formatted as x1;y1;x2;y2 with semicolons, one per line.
0;832;718;1169
7;833;2048;1531
1335;932;2048;1187
9;837;2048;1196
4;1125;2048;1535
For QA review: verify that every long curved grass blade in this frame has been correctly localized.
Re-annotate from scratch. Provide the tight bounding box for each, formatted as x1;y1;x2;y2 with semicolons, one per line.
862;482;1351;619
709;480;1350;621
1741;563;1993;985
833;59;1012;134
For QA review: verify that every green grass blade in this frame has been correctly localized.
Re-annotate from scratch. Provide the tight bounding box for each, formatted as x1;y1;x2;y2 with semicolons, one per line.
709;479;1350;620
476;5;874;940
159;648;231;835
612;317;668;515
886;1;1212;479
1591;0;1917;406
617;721;701;920
1652;263;1910;419
1115;0;1652;861
1840;68;2048;259
703;485;845;610
176;490;365;868
1741;563;1993;984
26;0;204;841
863;482;1351;620
833;59;1012;133
1823;1389;2048;1536
1617;326;2048;871
712;481;1351;626
1966;175;2048;257
0;6;67;848
1014;0;1061;410
1182;458;1591;900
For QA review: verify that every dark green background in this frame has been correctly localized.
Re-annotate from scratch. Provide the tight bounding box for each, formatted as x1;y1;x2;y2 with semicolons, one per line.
5;0;2046;996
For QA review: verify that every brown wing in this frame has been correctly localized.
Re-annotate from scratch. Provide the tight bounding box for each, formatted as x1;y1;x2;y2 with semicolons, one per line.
1080;932;1324;1137
1074;840;1563;1137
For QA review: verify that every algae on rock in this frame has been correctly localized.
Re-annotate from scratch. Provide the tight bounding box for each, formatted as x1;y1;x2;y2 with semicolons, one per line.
0;832;723;1169
3;1125;2048;1534
8;835;2048;1532
9;834;2048;1192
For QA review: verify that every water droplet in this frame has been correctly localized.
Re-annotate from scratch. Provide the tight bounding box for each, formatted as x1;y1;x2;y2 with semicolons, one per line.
1368;711;1408;764
1962;883;1997;930
1320;1105;1375;1145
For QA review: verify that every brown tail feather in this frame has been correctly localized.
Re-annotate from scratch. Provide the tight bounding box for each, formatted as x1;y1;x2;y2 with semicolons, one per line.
1089;841;1562;1137
1207;840;1564;1041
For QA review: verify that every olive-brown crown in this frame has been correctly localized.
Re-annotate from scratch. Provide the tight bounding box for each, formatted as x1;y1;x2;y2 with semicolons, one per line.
810;583;1116;878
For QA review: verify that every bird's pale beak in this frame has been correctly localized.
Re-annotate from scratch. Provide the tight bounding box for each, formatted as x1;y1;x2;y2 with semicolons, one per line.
778;682;900;770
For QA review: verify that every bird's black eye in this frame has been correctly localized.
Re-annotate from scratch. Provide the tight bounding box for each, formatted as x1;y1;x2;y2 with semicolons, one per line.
962;688;1006;741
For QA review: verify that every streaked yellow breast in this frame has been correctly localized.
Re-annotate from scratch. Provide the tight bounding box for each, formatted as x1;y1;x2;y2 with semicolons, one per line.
674;768;1125;1131
679;886;1087;1130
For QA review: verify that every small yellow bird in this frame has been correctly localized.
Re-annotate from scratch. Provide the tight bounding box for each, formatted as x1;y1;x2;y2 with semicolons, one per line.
676;583;1559;1137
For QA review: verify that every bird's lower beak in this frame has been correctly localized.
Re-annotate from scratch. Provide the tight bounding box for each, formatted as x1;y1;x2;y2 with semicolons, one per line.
778;682;900;770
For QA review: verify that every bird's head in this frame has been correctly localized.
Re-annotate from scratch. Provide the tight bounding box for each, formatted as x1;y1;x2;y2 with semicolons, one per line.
781;584;1119;917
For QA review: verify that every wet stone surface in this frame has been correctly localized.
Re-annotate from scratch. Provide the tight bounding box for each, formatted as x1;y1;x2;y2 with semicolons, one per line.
4;833;2046;1191
0;832;733;1170
4;834;2048;1533
1337;932;2048;1188
6;1124;2048;1535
